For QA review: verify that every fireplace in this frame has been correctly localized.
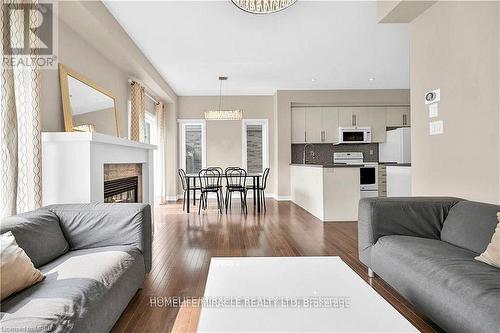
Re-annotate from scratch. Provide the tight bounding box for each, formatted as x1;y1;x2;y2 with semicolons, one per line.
104;163;142;203
104;176;139;203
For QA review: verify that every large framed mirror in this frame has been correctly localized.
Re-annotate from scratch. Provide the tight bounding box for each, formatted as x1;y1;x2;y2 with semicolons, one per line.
59;64;120;136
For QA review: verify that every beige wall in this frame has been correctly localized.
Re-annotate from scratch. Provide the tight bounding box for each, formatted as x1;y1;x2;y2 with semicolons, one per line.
39;1;179;199
274;90;410;198
72;108;117;136
410;1;500;204
40;19;130;136
178;96;275;195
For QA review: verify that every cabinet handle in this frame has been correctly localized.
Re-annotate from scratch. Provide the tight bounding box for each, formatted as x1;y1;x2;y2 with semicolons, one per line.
304;131;307;142
354;114;357;126
321;131;325;142
351;114;355;126
402;114;405;126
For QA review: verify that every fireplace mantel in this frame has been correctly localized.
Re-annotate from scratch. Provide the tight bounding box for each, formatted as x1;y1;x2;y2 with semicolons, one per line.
42;132;156;207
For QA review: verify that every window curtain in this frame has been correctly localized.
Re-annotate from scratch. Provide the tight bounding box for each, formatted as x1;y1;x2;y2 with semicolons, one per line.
130;81;145;141
155;102;166;204
1;0;42;218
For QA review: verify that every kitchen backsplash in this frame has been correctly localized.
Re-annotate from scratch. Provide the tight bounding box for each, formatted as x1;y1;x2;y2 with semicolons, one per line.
291;143;379;164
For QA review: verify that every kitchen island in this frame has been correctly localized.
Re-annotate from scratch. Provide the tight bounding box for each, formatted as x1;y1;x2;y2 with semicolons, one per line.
290;164;360;222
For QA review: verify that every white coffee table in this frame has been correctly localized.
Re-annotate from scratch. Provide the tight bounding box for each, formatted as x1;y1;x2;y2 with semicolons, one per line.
197;257;418;332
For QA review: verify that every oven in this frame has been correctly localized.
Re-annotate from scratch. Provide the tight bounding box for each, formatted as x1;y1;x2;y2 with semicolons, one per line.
360;163;378;197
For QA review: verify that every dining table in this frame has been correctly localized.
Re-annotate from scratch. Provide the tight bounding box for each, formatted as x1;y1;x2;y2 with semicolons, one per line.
184;172;264;213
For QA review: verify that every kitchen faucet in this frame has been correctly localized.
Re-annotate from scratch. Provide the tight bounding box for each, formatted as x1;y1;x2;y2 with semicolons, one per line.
303;143;315;164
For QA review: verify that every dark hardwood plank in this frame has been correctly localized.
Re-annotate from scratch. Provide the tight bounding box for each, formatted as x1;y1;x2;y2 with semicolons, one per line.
112;199;441;333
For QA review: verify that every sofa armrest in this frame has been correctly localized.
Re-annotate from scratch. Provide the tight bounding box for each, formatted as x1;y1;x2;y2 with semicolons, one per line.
46;203;152;273
358;197;462;268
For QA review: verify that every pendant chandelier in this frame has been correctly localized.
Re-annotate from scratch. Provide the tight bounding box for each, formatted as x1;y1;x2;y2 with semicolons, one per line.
231;0;297;14
205;76;243;121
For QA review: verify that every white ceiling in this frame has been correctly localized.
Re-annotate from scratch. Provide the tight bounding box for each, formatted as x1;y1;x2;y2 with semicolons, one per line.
104;1;409;96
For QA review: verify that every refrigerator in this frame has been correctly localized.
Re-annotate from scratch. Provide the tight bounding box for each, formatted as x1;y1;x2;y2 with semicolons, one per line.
379;127;411;164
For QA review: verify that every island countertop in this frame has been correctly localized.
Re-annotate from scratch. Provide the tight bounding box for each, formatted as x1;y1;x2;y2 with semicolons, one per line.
289;163;363;168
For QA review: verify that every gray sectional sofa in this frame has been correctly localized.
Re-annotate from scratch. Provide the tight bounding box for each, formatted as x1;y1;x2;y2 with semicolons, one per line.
358;197;500;333
0;203;152;333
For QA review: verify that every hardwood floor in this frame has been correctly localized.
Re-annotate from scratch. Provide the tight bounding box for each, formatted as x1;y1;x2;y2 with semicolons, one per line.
112;199;441;333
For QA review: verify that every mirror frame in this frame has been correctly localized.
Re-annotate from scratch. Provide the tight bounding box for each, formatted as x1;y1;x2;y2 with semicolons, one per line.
59;63;121;137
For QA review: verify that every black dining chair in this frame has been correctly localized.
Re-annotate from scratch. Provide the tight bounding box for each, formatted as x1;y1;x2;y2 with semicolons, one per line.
207;167;224;208
198;168;223;214
246;167;270;211
178;169;201;211
225;167;248;214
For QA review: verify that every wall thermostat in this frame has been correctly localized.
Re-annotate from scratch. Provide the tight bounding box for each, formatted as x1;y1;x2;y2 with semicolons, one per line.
424;89;440;105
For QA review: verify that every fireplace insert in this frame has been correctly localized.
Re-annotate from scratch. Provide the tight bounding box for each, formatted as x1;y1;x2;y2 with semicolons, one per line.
104;176;139;203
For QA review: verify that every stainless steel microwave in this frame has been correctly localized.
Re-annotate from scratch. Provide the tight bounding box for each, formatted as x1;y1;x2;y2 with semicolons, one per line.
338;127;372;144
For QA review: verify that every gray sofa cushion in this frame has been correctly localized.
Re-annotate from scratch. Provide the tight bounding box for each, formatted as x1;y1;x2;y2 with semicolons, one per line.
0;245;145;333
371;235;500;333
441;201;500;254
0;209;69;267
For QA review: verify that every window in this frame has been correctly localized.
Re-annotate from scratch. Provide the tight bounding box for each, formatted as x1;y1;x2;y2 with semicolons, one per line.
179;120;206;174
144;112;157;144
242;119;268;174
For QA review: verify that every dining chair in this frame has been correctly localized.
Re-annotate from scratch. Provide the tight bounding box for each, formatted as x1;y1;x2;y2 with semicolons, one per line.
198;168;223;214
207;167;224;208
178;169;201;211
225;167;248;214
246;167;270;211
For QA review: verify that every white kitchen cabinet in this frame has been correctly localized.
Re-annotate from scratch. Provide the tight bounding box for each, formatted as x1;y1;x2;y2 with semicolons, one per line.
291;107;306;143
386;107;411;127
305;107;322;143
338;107;356;127
364;107;387;143
321;107;339;143
338;107;386;142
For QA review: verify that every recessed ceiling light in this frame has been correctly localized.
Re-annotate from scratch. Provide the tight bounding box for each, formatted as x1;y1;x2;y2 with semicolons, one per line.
311;78;316;82
368;77;376;82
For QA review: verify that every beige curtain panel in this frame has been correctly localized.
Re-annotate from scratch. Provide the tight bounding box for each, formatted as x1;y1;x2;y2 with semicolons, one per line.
1;0;43;218
129;81;145;142
155;102;166;204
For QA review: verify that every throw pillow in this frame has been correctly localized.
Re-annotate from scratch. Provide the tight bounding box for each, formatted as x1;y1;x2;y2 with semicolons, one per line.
1;231;45;301
474;212;500;268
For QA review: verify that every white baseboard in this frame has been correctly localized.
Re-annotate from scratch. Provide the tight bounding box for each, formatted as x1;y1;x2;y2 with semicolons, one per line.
167;192;279;201
274;195;291;201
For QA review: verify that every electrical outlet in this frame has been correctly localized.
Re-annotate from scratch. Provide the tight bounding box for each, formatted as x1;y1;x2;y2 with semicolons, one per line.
369;149;374;155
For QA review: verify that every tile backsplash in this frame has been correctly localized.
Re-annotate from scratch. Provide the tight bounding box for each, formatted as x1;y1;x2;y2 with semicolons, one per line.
291;143;379;164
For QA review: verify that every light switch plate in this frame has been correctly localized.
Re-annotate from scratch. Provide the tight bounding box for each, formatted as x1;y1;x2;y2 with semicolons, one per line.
428;103;438;118
429;120;444;135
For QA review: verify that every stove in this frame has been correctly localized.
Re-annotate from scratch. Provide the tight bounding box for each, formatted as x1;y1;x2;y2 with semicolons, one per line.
334;152;379;198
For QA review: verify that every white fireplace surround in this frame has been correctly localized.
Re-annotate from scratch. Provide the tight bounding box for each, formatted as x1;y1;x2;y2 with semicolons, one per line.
42;132;156;207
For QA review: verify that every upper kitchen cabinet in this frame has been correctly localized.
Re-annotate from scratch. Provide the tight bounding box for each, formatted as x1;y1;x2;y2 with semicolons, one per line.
291;107;306;143
338;107;356;127
386;106;411;127
291;107;339;144
360;107;387;143
338;107;386;142
321;107;339;143
305;107;322;143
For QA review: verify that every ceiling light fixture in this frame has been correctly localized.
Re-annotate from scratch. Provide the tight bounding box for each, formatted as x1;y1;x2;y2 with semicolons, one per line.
368;77;376;81
231;0;297;14
205;76;243;121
